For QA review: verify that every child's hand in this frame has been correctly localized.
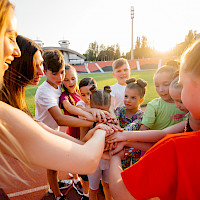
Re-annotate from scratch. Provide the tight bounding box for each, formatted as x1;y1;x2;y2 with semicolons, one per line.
110;148;125;160
84;112;95;122
95;123;114;137
90;108;111;123
109;113;119;125
106;132;125;143
105;124;123;133
104;141;117;151
110;142;126;156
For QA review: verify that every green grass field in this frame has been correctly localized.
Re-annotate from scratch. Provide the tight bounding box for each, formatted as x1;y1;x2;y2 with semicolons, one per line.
25;70;159;115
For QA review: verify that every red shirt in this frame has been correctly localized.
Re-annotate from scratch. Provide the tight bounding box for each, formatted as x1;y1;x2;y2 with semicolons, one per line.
121;131;200;200
60;92;81;139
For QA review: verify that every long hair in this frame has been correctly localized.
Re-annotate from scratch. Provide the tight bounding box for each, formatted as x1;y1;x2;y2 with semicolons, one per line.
0;1;29;186
1;35;43;116
181;39;200;77
63;64;79;105
0;0;13;85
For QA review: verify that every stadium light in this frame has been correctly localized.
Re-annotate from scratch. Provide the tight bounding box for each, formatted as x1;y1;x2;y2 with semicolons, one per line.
131;6;134;60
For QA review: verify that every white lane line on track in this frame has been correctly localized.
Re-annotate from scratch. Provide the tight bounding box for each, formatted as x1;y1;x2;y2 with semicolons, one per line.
7;185;49;197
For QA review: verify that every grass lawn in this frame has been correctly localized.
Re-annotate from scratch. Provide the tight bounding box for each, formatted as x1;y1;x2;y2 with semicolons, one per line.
25;70;159;116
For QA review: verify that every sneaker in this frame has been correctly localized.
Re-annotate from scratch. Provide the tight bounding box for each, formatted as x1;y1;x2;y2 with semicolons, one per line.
48;179;73;193
73;181;83;195
55;193;67;200
81;195;89;200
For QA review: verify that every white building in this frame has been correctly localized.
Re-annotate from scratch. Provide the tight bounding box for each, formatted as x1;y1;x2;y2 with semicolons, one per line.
35;39;85;65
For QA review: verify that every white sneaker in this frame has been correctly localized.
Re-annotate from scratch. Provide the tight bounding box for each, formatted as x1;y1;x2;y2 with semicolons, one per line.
48;179;73;193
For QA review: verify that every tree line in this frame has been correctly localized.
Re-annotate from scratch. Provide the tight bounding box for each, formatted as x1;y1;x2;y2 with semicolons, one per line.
83;30;197;61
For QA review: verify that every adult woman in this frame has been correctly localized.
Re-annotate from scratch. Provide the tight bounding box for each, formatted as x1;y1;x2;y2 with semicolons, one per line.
0;0;108;189
2;35;44;116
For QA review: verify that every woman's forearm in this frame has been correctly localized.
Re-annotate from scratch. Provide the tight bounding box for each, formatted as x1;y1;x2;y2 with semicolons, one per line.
38;121;83;144
0;102;105;174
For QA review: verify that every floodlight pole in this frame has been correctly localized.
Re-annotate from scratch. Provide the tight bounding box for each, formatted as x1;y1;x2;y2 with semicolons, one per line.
131;6;134;60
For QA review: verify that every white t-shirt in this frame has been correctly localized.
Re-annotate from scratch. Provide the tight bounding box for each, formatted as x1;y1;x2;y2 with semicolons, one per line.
110;83;126;109
76;100;90;108
35;81;62;130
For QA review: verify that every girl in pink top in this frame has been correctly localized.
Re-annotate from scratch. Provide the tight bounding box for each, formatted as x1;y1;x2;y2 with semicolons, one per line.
60;64;94;196
60;64;93;139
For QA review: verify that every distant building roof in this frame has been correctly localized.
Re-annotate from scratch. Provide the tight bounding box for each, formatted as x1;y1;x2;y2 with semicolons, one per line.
42;46;86;60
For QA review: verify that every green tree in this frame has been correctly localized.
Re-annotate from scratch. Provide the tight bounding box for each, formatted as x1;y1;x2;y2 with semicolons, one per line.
114;44;121;60
106;45;115;61
85;41;99;61
97;44;106;61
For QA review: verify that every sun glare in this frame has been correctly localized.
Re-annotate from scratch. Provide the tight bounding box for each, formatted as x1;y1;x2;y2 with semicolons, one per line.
154;40;175;53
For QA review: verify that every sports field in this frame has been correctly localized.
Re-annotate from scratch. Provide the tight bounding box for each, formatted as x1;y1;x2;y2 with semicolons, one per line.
25;70;159;115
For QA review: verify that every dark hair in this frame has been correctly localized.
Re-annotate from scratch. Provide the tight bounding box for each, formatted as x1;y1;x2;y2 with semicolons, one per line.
79;77;97;89
62;64;79;105
126;78;147;98
1;35;43;116
43;49;64;72
90;85;111;109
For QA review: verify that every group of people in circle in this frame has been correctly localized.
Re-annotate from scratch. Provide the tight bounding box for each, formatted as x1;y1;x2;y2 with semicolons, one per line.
1;0;200;199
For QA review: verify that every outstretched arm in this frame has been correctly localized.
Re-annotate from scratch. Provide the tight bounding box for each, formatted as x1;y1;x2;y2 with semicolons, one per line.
48;106;93;127
107;120;186;143
109;151;135;200
62;99;94;121
78;105;111;123
0;101;106;174
38;121;83;144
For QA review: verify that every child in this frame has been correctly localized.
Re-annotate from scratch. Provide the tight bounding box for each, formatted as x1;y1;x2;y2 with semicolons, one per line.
114;78;147;169
35;49;93;200
60;65;93;138
169;75;188;114
60;65;94;197
109;39;200;200
140;65;185;130
82;86;113;200
107;75;190;154
77;77;111;123
110;58;131;111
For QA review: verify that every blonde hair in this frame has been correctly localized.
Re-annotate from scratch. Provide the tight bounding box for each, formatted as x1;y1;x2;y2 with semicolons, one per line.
112;58;130;71
0;0;29;186
181;39;200;77
0;0;13;74
63;64;79;105
154;65;179;80
169;75;182;90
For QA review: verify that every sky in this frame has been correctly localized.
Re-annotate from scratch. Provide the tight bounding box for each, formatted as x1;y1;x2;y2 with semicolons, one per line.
11;0;200;55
